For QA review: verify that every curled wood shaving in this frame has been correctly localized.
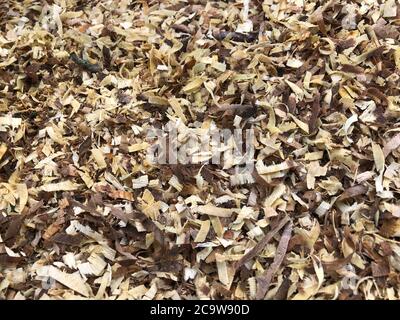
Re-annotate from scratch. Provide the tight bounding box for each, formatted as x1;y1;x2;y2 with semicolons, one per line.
195;204;239;218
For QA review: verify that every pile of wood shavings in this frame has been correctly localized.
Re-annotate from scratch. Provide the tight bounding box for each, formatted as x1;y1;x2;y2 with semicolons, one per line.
1;0;400;300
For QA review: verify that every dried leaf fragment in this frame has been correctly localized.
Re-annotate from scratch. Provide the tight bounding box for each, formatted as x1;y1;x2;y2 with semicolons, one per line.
383;133;400;157
235;216;290;270
256;222;292;299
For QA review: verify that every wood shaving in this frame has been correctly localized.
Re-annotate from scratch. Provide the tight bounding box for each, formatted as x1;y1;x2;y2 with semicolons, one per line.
1;0;400;301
